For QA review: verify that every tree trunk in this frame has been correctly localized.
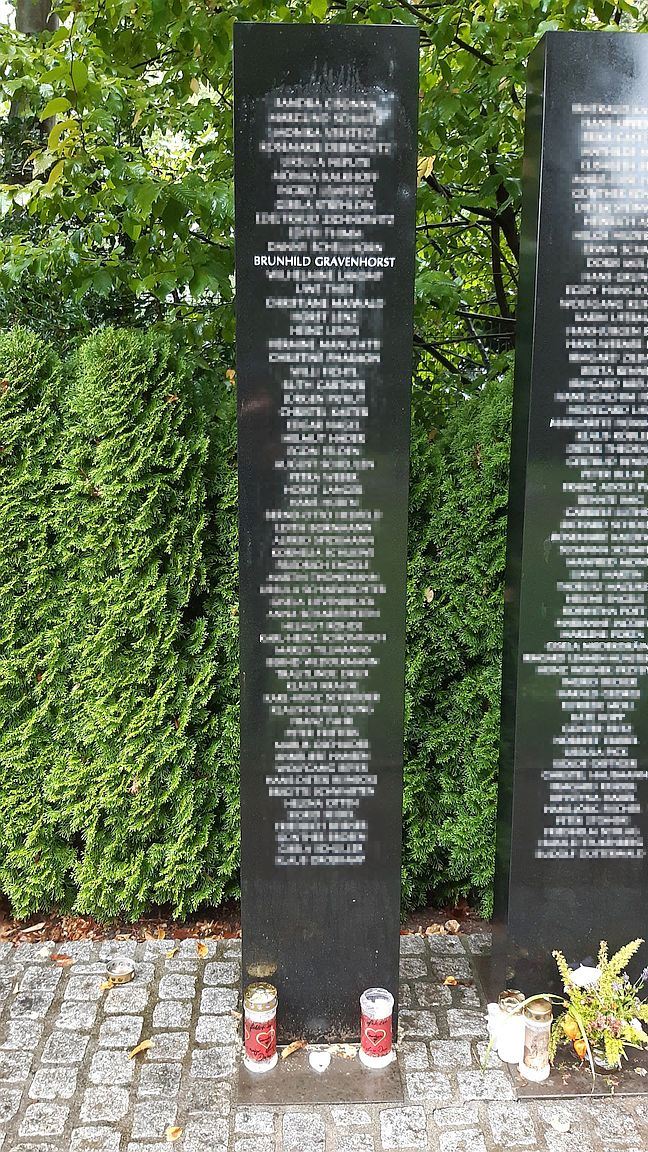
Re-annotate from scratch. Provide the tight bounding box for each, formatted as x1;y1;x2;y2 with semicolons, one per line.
15;0;56;35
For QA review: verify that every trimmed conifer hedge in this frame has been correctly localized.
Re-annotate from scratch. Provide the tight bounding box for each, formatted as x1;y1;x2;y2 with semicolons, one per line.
0;326;511;919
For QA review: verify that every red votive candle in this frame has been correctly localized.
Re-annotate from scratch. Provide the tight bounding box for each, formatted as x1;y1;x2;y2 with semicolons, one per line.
243;982;278;1073
359;987;395;1068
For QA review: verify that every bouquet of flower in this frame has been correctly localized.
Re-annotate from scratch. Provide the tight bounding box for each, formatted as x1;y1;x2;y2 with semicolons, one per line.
551;938;648;1071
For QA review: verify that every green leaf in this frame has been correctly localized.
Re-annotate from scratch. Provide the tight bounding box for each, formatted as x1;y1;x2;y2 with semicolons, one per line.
70;59;89;92
309;0;328;17
40;97;72;120
45;160;65;190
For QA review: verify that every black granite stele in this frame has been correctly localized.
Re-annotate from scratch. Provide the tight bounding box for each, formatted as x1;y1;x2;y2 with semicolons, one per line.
235;23;418;1041
493;32;648;995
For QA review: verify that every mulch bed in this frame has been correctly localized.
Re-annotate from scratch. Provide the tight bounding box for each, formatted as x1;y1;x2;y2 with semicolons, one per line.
0;895;487;945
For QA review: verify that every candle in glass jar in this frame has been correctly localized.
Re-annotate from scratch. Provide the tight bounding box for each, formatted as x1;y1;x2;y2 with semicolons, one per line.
243;982;278;1073
519;997;552;1082
496;989;526;1063
359;987;395;1068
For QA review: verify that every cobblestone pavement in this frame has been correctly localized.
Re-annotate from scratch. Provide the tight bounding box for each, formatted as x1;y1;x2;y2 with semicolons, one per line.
0;932;646;1151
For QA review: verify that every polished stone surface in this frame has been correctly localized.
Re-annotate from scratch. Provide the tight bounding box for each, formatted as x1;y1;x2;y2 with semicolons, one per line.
495;31;648;989
235;23;418;1039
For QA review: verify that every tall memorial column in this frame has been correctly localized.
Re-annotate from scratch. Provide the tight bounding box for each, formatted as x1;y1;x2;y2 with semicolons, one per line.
234;23;418;1039
495;32;648;986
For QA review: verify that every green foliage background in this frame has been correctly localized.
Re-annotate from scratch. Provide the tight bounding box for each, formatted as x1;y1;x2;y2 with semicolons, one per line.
0;325;511;919
3;0;641;920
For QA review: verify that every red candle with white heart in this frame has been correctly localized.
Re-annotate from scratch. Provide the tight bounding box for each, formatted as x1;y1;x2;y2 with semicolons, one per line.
359;987;395;1068
243;982;278;1073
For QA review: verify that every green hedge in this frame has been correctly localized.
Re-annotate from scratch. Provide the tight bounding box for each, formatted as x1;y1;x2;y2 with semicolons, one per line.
0;326;511;919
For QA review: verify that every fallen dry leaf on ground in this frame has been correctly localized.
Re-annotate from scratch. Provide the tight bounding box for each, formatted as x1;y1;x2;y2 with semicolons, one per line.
100;980;114;991
197;941;208;958
443;976;459;986
330;1043;357;1059
281;1040;306;1060
425;924;445;936
129;1039;154;1059
165;1126;183;1142
165;946;178;959
445;919;461;934
21;923;45;934
50;953;74;967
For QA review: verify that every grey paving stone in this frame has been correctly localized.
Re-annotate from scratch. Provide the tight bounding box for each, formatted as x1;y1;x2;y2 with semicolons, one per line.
55;1001;98;1031
329;1106;372;1127
427;1040;473;1069
12;944;51;963
98;941;138;960
399;1010;441;1038
204;961;239;986
158;973;196;1000
398;984;413;1009
446;1010;488;1040
234;1107;276;1134
234;1139;274;1152
200;986;239;1014
0;945;11;961
63;974;104;1001
0;1050;32;1081
103;984;149;1014
399;957;428;979
28;1065;78;1100
456;1069;514;1101
66;961;108;975
70;1126;121;1152
474;1040;505;1069
9;991;54;1019
283;1110;326;1152
543;1134;595;1152
464;932;492;954
147;1031;189;1061
10;1145;60;1152
223;938;242;957
432;1104;479;1128
453;988;481;1010
535;1101;588;1131
56;942;93;961
195;1014;238;1045
399;934;426;955
186;1079;232;1115
413;984;453;1009
380;1105;428;1149
19;1102;69;1136
152;1000;192;1029
336;1136;375;1152
0;1087;23;1122
0;1019;43;1049
126;1145;168;1152
439;1131;487;1152
190;1045;236;1079
42;1029;88;1063
430;959;474;980
80;1085;130;1122
88;1049;135;1085
591;1101;641;1144
131;1098;178;1139
98;1014;143;1048
138;1060;182;1098
181;1116;229;1152
19;966;62;992
400;1041;430;1070
487;1100;537;1146
425;936;464;955
405;1070;455;1105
